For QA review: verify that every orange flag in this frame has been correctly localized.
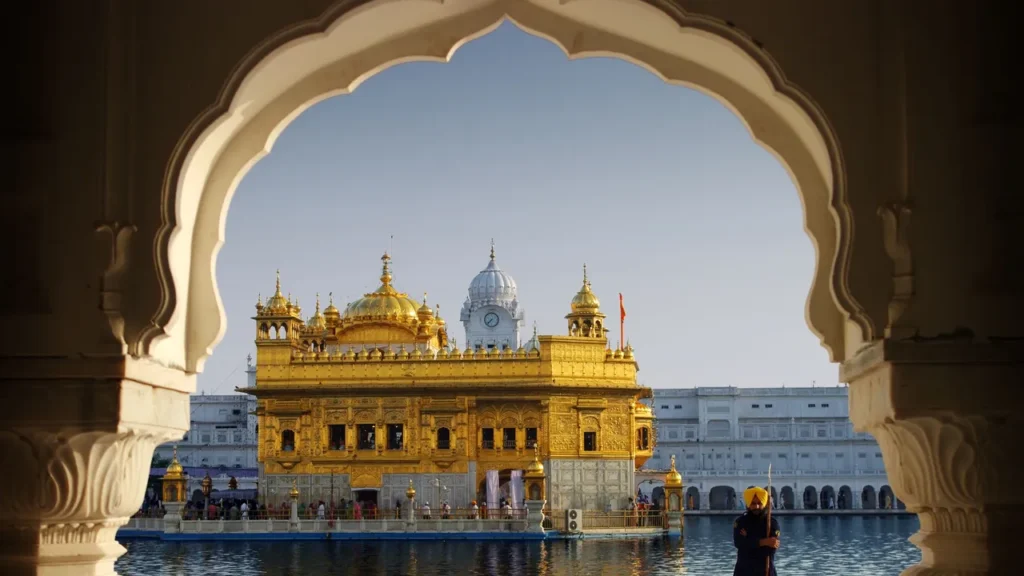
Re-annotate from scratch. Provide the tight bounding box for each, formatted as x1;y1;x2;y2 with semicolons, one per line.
619;293;626;321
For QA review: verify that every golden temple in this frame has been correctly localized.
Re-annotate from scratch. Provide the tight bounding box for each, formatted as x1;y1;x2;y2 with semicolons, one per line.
241;250;654;510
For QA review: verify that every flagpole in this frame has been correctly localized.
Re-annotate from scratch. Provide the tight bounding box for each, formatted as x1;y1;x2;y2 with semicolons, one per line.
619;293;625;351
765;463;773;576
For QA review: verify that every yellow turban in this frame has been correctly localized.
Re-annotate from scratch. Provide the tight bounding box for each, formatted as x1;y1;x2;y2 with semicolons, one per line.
744;487;769;507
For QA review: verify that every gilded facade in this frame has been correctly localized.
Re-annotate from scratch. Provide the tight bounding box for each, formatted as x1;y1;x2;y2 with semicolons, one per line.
242;250;654;510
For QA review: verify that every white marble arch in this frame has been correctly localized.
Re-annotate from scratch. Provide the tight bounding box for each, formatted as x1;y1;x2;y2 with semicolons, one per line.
150;0;872;377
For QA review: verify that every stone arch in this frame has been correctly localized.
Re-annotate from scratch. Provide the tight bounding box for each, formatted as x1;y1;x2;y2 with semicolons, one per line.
838;485;853;510
709;485;735;510
685;486;700;510
879;485;895;510
803;486;818;510
819;485;836;509
780;486;795;510
764;486;778;509
150;0;871;375
861;485;877;510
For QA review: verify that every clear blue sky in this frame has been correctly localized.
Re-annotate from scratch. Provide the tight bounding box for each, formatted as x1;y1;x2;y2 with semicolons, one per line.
199;22;837;394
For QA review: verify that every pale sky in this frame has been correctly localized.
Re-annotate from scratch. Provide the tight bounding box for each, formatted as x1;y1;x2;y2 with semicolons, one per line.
198;22;837;394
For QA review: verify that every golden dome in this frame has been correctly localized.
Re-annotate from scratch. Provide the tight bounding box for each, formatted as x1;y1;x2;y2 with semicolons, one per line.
324;292;340;320
417;293;434;317
163;446;184;480
665;454;683;488
264;270;290;314
343;253;420;322
307;293;327;331
570;264;601;311
525;445;545;477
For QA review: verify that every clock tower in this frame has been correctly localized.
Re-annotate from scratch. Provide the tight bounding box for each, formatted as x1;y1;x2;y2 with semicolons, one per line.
461;242;524;350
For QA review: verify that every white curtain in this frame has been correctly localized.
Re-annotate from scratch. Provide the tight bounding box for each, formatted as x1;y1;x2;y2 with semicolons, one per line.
486;470;499;509
509;470;523;507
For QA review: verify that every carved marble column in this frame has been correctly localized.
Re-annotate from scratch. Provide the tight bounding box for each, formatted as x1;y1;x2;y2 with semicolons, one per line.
0;359;190;576
843;340;1021;576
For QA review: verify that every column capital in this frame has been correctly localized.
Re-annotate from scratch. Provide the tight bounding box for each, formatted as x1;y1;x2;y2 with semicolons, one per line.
845;338;1021;575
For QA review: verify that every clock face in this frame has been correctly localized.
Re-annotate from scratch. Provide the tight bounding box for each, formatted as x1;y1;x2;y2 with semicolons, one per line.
483;312;500;328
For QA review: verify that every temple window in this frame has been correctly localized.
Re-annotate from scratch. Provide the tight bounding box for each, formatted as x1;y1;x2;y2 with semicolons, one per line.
387;424;404;450
503;428;517;449
280;430;295;452
437;427;451;450
583;431;597;452
637;427;650;450
526;427;538;449
357;424;375;450
329;424;346;450
482;428;495;449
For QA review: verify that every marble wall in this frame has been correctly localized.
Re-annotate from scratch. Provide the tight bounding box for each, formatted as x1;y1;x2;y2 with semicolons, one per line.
548;459;634;510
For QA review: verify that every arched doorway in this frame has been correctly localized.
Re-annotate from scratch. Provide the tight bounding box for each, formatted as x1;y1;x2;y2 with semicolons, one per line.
819;485;836;510
162;0;859;388
709;486;736;511
837;486;853;510
763;486;778;509
651;486;665;509
879;485;896;510
861;485;877;510
803;486;818;510
685;487;700;510
780;486;795;510
477;469;522;508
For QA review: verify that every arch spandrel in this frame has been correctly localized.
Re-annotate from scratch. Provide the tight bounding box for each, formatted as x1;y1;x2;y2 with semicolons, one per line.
150;0;870;374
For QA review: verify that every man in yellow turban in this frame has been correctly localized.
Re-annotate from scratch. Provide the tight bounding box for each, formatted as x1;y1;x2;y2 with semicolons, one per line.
732;486;781;576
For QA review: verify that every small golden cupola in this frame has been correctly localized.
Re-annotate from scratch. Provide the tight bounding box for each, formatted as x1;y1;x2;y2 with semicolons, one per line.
323;292;341;326
264;270;290;315
335;253;445;351
254;270;302;342
306;293;327;332
565;264;607;339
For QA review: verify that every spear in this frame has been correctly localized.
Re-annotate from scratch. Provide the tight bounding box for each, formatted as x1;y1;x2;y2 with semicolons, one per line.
765;462;773;576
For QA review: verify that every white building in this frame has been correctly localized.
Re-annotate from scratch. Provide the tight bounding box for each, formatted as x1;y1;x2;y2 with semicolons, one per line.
643;386;900;511
153;358;258;471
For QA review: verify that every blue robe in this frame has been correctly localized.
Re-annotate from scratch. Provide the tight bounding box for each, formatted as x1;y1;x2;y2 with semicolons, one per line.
733;511;780;576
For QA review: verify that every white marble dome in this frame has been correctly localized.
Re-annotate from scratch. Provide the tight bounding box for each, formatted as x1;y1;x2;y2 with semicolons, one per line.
467;251;518;306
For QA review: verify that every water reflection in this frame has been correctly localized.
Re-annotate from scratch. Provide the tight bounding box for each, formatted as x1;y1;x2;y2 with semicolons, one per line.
117;516;920;575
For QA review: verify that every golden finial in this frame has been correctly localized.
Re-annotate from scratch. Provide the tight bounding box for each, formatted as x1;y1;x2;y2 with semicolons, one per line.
583;263;589;285
423;292;428;305
533;321;538;338
315;292;321;313
670;454;677;472
490;239;495;260
329;292;334;306
275;269;281;293
380;252;393;286
289;478;299;499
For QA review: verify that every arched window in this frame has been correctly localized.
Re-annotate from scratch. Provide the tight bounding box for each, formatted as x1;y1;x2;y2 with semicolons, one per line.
637;427;650;450
281;430;295;452
437;427;451;450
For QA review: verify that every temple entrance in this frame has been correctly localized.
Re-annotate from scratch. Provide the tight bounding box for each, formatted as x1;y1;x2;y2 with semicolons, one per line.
353;489;379;509
477;469;522;508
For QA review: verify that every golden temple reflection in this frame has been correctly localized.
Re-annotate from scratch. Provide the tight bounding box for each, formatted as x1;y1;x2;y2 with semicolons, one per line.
245;252;654;510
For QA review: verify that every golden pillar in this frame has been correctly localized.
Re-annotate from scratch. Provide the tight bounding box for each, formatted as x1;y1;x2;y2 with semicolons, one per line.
664;454;684;536
523;445;546;502
160;446;187;503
